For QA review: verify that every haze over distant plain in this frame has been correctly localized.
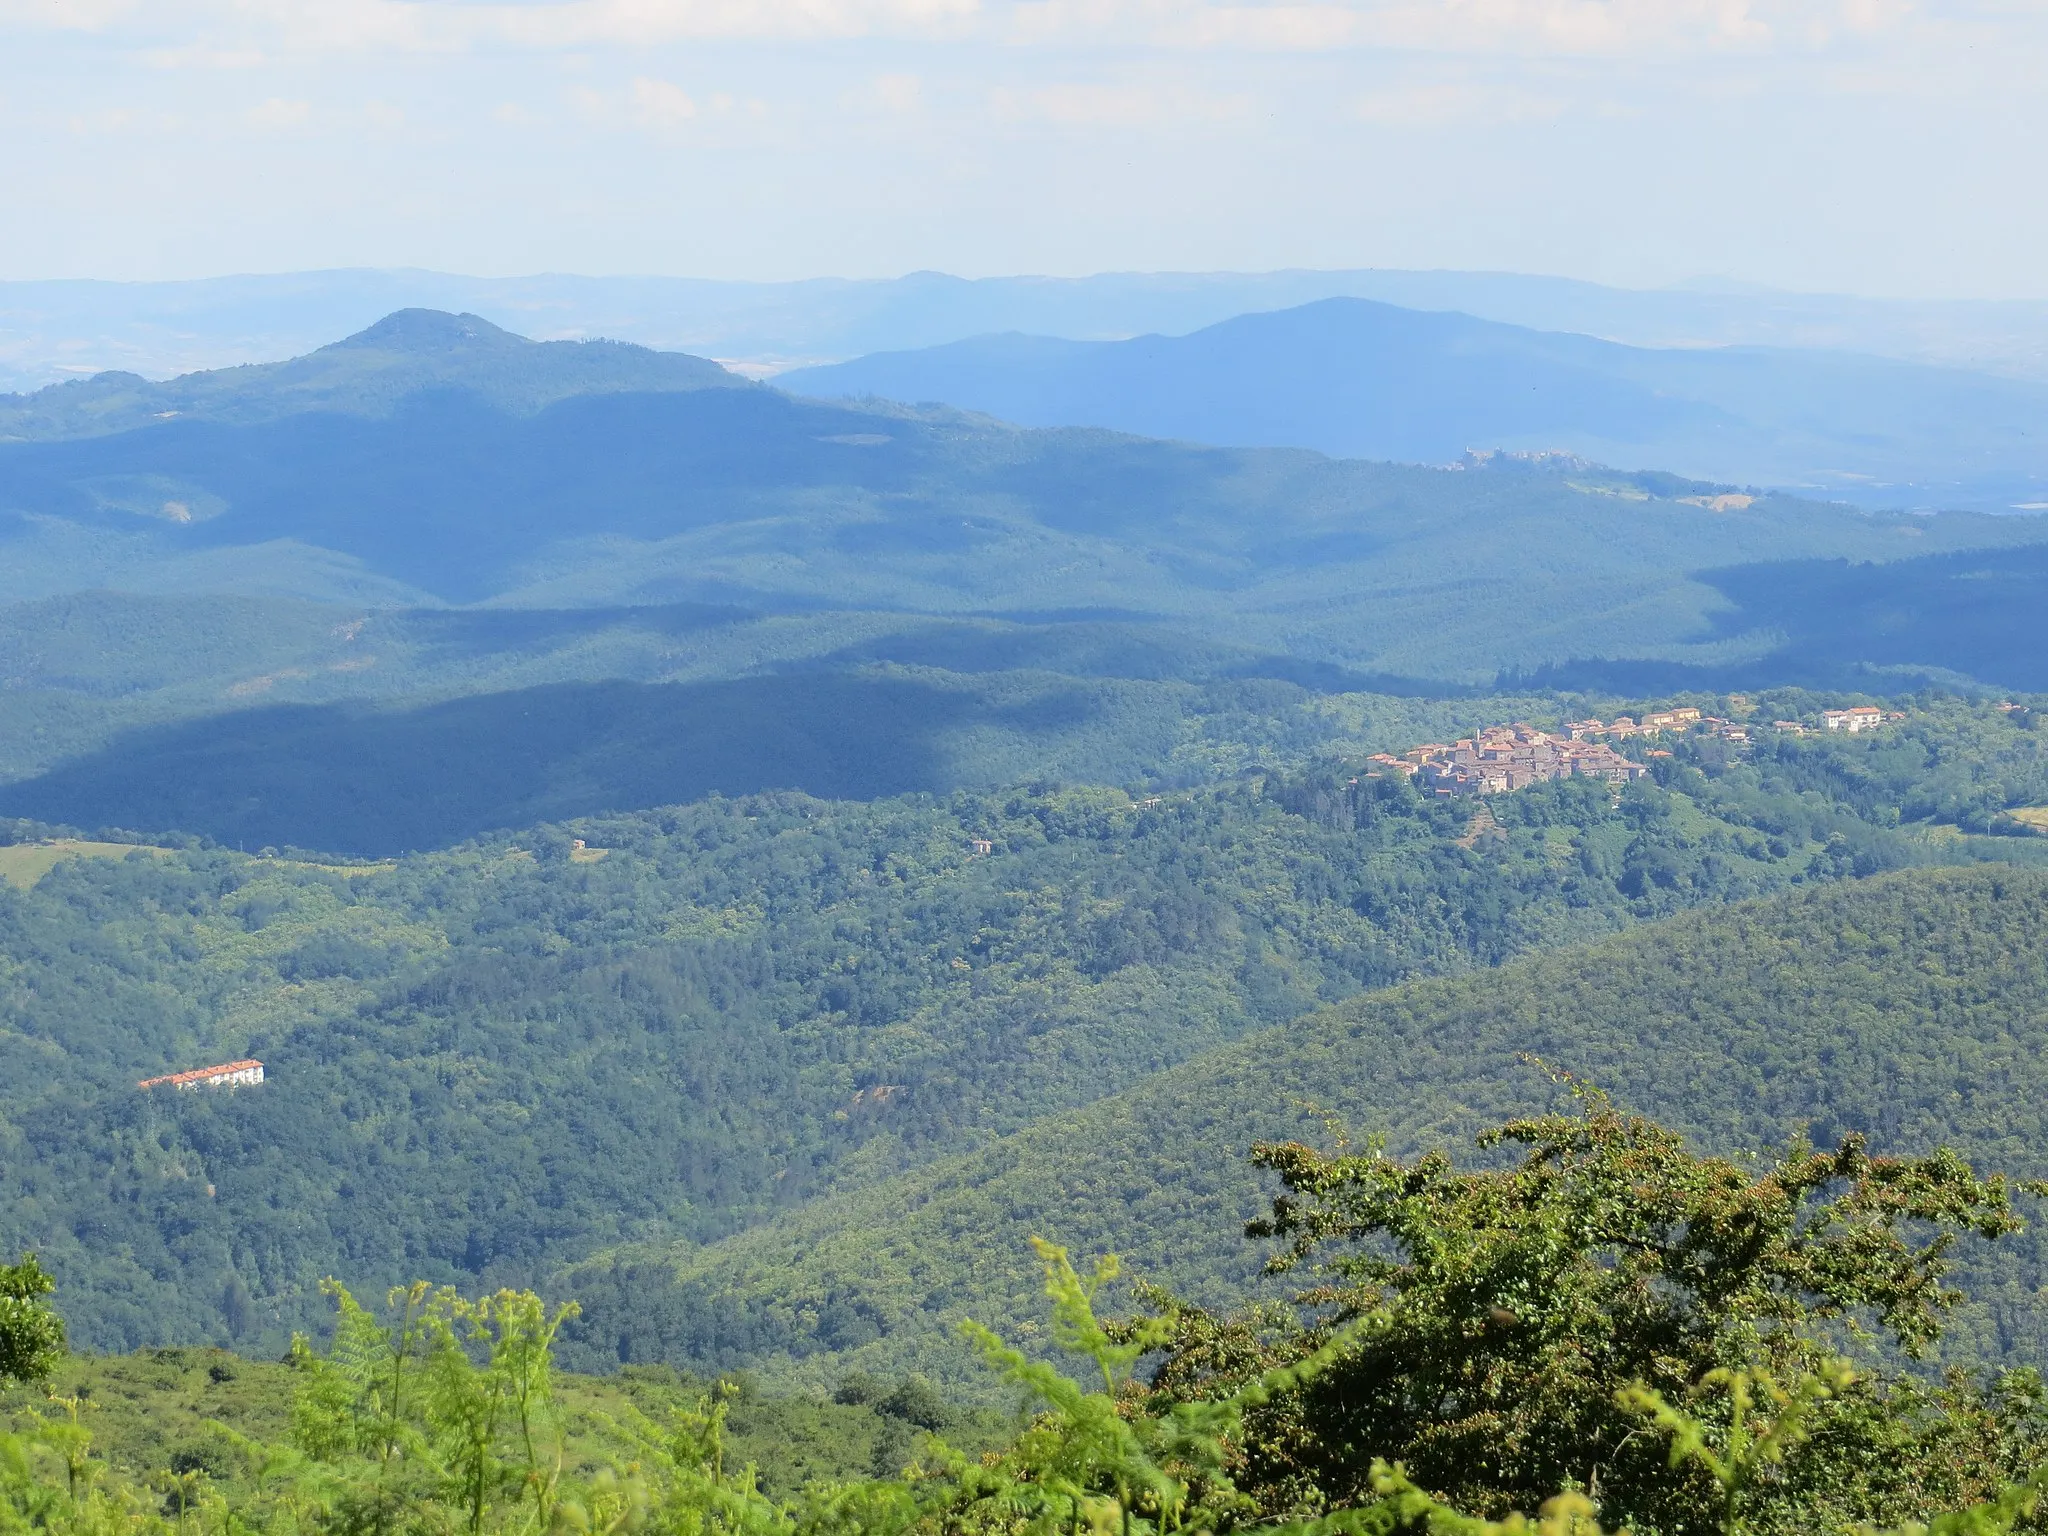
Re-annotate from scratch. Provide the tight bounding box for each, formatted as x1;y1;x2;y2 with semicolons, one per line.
10;267;2048;398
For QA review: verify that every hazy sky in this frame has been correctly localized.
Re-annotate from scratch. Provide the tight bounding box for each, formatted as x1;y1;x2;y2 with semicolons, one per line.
3;0;2043;298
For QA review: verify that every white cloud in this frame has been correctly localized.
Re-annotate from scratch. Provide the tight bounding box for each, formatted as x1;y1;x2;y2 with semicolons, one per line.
989;79;1253;126
246;95;312;127
1348;78;1569;125
486;0;983;45
0;0;986;49
869;72;923;111
1005;0;1780;53
144;44;265;68
563;74;765;129
629;73;695;125
0;0;1971;54
0;0;142;31
65;105;139;133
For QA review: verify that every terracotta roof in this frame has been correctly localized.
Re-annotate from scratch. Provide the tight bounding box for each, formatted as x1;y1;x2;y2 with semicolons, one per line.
138;1059;264;1090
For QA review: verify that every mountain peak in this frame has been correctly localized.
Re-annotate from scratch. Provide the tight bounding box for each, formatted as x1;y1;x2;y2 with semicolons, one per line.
330;309;523;353
0;305;743;442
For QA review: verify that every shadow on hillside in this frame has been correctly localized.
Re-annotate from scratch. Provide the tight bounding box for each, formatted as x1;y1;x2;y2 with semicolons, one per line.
0;672;1112;857
391;603;762;650
1507;540;2048;695
790;618;1459;696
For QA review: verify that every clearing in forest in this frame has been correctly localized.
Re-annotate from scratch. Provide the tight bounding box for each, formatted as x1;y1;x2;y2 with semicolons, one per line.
0;839;170;890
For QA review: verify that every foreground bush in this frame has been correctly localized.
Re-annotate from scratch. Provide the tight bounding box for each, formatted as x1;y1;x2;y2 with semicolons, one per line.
1133;1079;2048;1533
4;1091;2047;1536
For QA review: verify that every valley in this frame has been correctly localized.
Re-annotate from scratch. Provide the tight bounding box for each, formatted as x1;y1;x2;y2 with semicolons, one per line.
4;300;2048;1536
8;0;2048;1513
3;687;2045;1368
572;862;2048;1393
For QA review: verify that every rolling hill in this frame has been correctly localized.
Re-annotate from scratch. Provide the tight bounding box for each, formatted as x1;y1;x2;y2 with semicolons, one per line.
6;310;2048;862
0;590;1467;796
559;865;2048;1392
0;308;742;442
12;699;2047;1354
3;309;2044;687
782;298;2048;511
1672;541;2048;693
0;669;1285;854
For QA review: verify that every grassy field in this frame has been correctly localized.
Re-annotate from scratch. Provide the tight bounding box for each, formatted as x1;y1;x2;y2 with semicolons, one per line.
0;839;169;889
270;856;400;877
2007;805;2048;830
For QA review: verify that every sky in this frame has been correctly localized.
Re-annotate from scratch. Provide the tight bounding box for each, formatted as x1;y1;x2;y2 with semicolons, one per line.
2;0;2045;299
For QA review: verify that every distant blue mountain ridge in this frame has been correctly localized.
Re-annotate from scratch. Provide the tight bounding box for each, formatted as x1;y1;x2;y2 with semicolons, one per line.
4;306;2048;851
4;305;2046;707
781;298;2048;513
10;266;2048;395
0;307;742;442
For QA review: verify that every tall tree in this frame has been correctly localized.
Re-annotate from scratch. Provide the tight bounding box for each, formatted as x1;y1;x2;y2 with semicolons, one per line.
1134;1082;2048;1535
0;1253;65;1387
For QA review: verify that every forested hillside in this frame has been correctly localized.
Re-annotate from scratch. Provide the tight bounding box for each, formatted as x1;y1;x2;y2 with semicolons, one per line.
4;691;2045;1361
3;291;2047;1474
569;863;2048;1392
12;593;2048;856
5;312;2044;690
0;591;1459;792
1687;541;2048;691
0;672;1543;855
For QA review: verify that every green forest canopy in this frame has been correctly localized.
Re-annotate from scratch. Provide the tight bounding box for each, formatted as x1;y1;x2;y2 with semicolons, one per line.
6;1096;2048;1536
7;326;2047;681
566;863;2048;1392
3;689;2047;1374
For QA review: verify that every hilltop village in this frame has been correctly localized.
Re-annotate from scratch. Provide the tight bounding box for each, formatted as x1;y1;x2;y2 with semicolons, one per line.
1367;707;1749;796
1360;702;1904;797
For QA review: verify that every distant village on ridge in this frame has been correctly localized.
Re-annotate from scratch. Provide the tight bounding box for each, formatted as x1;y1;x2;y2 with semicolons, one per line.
1369;703;1895;797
